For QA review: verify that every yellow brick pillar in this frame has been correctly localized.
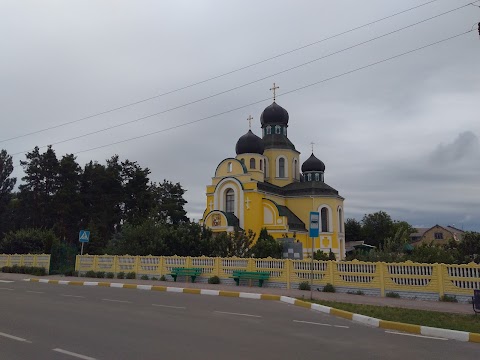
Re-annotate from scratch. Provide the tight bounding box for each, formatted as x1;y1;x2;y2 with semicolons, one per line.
135;256;140;275
214;257;220;277
328;260;335;285
247;258;254;271
158;256;164;278
437;263;445;297
93;255;99;272
286;259;291;290
379;262;386;297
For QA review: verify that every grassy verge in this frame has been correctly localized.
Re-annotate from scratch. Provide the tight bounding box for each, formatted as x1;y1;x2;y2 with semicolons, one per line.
305;299;480;333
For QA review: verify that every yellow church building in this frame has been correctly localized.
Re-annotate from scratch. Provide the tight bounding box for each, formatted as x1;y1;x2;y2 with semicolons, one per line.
201;95;346;259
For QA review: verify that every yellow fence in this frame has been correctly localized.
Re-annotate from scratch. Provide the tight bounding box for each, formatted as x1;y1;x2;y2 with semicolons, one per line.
75;255;480;299
0;254;51;274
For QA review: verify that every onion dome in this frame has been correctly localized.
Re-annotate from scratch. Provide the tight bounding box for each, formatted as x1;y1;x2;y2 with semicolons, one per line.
301;153;325;172
235;130;265;155
260;102;289;126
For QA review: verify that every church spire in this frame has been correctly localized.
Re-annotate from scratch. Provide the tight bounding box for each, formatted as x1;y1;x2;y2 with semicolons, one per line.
269;82;279;101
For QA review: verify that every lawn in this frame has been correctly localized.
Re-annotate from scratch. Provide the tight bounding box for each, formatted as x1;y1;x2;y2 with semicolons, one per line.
305;299;480;334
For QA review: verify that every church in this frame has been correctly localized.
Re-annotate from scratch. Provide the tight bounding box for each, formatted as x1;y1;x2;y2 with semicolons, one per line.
201;87;346;259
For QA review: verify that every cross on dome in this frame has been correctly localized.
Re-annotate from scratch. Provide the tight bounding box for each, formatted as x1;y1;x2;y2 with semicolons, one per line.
270;82;279;101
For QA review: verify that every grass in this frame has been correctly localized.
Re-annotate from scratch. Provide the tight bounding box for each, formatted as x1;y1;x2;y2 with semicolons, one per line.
305;299;480;334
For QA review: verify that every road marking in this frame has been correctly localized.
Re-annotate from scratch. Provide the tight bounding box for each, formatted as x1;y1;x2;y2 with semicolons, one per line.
152;304;186;309
26;290;45;294
52;348;96;360
385;331;448;340
293;320;332;327
0;287;14;291
0;280;14;283
101;298;131;303
61;294;85;298
214;311;261;318
334;325;350;328
0;331;32;343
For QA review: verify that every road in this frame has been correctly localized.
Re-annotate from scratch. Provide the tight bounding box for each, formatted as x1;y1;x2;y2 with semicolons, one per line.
0;278;478;360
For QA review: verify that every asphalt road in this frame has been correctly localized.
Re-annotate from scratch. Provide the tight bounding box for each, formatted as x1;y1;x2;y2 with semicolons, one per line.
0;279;478;360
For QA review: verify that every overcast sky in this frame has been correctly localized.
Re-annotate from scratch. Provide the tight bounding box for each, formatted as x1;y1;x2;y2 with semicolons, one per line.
1;0;479;231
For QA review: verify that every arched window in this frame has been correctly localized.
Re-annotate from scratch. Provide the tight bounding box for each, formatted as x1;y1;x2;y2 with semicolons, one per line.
283;127;287;136
250;158;256;169
315;173;319;181
321;207;329;232
227;162;232;173
275;125;281;134
225;189;235;213
293;159;298;180
264;158;269;178
307;173;312;181
259;159;263;171
338;208;343;233
266;126;272;135
279;158;285;178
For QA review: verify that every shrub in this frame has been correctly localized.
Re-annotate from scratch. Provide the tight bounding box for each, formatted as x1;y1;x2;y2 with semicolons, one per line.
117;271;125;279
140;275;149;280
299;281;311;291
440;295;458;303
160;275;166;281
95;271;105;279
64;269;78;277
1;265;46;276
126;272;136;279
347;290;365;295
32;267;46;276
323;283;335;293
208;276;220;284
85;270;96;278
151;276;158;281
386;292;400;298
106;272;115;279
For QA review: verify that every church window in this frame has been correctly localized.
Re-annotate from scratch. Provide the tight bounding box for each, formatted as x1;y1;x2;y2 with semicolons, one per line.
283;127;287;136
225;189;235;214
315;173;319;181
227;162;232;172
307;173;312;181
260;159;263;171
279;158;285;178
266;126;272;135
250;158;256;169
321;207;329;232
338;208;343;233
293;159;298;180
275;125;281;134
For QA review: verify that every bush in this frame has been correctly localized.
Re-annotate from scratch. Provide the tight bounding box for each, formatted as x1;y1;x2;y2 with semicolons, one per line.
0;265;46;276
323;283;335;293
299;281;311;291
117;271;125;279
140;275;149;280
64;269;78;277
95;271;105;279
106;272;115;279
151;276;158;281
208;276;220;284
347;290;365;295
160;275;166;281
386;292;400;298
126;271;136;279
440;295;458;303
85;270;96;278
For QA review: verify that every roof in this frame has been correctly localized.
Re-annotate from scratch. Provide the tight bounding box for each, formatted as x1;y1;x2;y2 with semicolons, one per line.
262;134;296;150
258;180;340;197
275;204;307;231
221;211;240;227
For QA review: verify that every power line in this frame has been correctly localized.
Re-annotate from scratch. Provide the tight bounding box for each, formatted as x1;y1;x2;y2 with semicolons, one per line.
68;30;472;156
11;3;472;157
0;0;445;144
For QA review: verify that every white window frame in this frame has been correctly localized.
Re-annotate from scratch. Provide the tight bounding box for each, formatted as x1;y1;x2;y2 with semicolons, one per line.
276;155;288;178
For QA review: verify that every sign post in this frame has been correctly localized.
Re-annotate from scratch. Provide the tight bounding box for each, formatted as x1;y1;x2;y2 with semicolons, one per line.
309;212;319;300
79;230;90;256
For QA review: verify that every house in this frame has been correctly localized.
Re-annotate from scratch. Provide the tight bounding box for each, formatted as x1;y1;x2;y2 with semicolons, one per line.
410;225;464;246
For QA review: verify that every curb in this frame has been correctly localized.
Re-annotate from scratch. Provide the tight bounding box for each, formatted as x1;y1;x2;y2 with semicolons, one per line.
25;278;480;343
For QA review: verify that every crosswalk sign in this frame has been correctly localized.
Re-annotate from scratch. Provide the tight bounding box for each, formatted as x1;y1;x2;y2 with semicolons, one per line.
79;230;90;243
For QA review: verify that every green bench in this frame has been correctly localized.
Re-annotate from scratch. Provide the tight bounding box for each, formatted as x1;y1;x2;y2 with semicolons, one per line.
168;267;202;283
231;270;270;287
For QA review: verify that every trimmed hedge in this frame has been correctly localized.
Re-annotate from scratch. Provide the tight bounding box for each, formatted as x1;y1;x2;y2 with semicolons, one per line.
1;265;47;276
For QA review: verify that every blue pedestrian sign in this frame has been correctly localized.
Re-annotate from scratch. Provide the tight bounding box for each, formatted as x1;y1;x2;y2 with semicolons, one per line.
79;230;90;243
309;212;319;238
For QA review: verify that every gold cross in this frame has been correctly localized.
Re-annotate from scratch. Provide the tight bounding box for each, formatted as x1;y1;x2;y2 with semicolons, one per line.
247;115;253;129
270;82;279;101
310;142;315;153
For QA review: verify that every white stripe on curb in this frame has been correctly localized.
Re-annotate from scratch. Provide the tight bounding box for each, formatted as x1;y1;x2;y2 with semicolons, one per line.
421;326;469;342
110;283;124;288
352;313;380;327
239;292;261;299
201;289;219;296
137;285;152;290
59;280;70;285
83;282;98;286
280;296;296;304
39;279;49;283
311;303;331;314
166;287;184;293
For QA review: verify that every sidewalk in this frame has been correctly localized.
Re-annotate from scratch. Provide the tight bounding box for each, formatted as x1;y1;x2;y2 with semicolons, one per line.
1;272;473;315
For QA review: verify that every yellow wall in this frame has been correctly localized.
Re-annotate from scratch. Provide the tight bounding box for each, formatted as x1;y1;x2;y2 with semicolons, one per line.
263;148;300;186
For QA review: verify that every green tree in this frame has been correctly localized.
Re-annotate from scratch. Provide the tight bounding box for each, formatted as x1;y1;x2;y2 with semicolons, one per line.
345;218;363;242
153;180;188;225
457;232;480;263
361;211;394;247
251;228;283;258
0;149;16;238
0;228;59;254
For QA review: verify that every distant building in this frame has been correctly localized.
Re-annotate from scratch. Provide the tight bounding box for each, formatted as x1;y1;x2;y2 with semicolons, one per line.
410;225;464;246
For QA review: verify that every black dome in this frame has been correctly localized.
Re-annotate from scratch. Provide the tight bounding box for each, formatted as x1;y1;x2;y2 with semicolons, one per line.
235;130;265;155
260;102;289;126
302;153;325;172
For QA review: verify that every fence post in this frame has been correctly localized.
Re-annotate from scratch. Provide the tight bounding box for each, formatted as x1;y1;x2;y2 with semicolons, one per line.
215;257;220;277
7;254;11;267
20;254;25;266
135;256;140;276
437;263;445;298
379;262;386;297
328;260;335;285
94;255;99;272
247;258;254;271
286;259;291;290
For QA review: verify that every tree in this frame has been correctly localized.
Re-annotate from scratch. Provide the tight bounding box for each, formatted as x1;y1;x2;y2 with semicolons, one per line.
153;181;188;225
345;218;363;242
0;228;58;254
361;211;394;247
457;232;480;263
251;228;283;258
0;149;16;237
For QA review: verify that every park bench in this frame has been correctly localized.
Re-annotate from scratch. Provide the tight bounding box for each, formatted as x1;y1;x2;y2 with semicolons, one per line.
231;270;270;287
473;290;480;314
168;267;202;283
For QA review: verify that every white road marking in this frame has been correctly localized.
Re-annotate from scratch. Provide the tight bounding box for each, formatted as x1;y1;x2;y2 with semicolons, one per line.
26;290;45;294
0;287;14;291
214;311;261;318
52;348;97;360
0;280;14;283
385;331;448;340
152;304;186;309
61;294;85;298
334;325;350;329
293;320;332;327
0;331;32;343
101;298;131;303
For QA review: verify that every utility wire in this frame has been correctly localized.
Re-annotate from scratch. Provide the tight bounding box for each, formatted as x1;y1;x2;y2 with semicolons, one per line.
0;0;446;144
67;30;472;156
11;3;472;157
